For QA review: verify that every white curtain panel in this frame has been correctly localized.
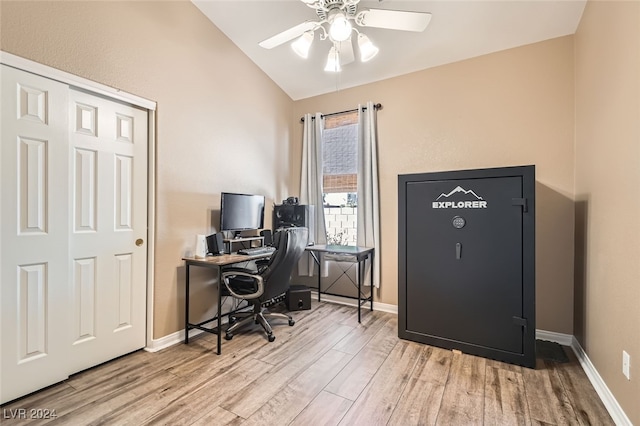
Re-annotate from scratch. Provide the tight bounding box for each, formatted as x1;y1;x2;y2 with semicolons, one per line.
299;112;328;276
357;102;381;288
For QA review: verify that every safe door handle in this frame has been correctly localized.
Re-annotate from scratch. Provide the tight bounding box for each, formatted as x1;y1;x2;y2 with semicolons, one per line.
456;243;462;260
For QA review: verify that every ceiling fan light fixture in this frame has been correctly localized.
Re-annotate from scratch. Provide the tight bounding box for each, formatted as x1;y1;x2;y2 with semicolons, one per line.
357;33;379;62
259;2;432;74
328;11;352;42
291;31;314;58
324;46;341;72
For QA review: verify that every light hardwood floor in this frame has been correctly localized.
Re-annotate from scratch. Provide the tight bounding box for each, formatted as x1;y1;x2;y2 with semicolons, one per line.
2;301;613;425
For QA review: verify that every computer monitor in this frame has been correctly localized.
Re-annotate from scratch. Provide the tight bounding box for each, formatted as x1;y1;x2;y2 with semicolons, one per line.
220;192;265;238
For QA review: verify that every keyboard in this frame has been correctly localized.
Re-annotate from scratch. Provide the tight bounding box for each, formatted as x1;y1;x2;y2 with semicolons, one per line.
237;246;276;256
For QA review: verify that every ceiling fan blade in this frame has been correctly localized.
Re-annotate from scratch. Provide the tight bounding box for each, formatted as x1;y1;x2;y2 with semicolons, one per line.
259;21;318;49
355;9;432;32
337;38;355;65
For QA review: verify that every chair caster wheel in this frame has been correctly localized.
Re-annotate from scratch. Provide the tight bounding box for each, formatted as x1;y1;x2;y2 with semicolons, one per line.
268;334;276;342
225;333;233;341
288;319;295;326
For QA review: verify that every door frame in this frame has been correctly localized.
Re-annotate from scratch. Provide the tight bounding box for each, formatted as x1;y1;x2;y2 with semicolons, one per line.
0;51;158;350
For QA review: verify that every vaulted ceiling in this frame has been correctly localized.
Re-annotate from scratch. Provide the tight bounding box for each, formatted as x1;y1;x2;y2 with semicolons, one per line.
193;0;586;100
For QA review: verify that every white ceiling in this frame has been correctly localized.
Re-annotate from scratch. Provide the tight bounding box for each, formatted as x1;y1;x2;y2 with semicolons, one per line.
193;0;586;100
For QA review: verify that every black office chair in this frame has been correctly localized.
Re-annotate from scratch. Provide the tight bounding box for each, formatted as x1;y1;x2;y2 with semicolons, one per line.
221;227;309;342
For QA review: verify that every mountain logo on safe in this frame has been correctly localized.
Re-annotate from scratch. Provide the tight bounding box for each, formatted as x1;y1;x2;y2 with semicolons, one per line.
432;185;488;209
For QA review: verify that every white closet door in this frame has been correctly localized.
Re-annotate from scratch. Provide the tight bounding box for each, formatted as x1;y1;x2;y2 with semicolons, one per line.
1;65;148;404
67;89;147;372
0;65;71;403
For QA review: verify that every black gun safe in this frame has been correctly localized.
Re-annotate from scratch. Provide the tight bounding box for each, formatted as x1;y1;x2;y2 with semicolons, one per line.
398;165;535;368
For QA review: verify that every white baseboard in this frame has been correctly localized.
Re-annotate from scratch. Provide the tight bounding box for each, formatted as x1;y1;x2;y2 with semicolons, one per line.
535;329;574;346
534;329;631;425
310;291;398;314
570;337;633;426
145;328;206;352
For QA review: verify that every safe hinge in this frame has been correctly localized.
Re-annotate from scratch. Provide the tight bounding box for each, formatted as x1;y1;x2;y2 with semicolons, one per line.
512;316;528;331
512;198;528;212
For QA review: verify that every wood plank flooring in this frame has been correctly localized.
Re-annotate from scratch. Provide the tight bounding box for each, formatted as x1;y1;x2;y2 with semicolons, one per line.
1;301;613;425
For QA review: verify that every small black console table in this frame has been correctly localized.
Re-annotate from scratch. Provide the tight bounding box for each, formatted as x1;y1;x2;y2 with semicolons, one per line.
304;245;374;323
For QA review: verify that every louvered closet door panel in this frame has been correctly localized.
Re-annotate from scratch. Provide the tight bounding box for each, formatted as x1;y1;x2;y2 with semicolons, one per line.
0;65;71;404
67;89;148;373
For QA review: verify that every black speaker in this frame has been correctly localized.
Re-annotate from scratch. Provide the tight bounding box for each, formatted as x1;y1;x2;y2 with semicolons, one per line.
286;285;311;311
206;232;225;255
273;204;315;245
260;229;273;246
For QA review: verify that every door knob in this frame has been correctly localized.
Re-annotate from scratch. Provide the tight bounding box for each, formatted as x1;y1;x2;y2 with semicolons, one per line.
135;238;144;246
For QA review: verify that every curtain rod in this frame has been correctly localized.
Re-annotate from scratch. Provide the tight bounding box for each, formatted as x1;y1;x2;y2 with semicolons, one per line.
300;103;382;122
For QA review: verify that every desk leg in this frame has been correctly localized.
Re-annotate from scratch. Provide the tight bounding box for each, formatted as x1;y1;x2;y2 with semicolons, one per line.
357;258;362;323
370;252;374;312
217;276;222;355
185;264;190;344
317;253;322;303
308;251;321;302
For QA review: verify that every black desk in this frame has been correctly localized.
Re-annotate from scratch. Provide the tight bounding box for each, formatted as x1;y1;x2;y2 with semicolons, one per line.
182;252;271;354
304;245;374;323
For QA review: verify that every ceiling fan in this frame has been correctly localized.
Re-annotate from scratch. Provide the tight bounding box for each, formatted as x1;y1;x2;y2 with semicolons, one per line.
259;0;432;72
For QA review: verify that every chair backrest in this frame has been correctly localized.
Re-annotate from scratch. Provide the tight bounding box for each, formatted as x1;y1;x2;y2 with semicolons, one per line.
260;227;309;301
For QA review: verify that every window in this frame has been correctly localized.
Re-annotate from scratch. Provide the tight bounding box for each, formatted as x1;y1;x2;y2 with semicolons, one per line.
322;112;358;246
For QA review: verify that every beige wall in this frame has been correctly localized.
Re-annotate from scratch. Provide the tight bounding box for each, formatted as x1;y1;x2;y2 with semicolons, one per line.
3;1;638;419
575;1;640;423
0;1;294;339
292;36;576;334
